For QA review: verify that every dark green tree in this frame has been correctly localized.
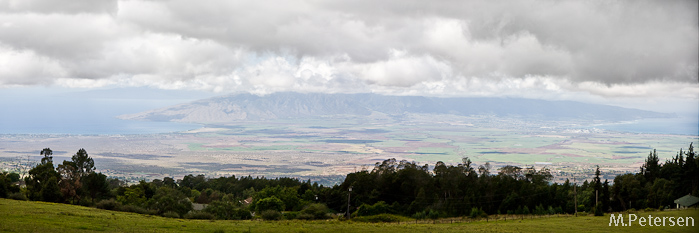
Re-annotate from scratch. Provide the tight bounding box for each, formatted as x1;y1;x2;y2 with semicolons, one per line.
71;148;94;178
40;148;53;165
25;161;61;202
641;149;660;183
150;187;192;216
253;196;285;212
41;176;62;203
83;172;110;203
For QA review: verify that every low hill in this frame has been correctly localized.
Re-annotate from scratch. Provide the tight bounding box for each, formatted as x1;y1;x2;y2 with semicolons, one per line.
2;198;697;233
118;92;672;123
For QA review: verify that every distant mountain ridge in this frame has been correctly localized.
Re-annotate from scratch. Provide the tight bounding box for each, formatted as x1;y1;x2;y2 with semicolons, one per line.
118;92;673;123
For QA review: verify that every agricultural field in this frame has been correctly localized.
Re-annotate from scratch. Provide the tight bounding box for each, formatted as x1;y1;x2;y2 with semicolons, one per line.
1;115;696;184
1;198;697;233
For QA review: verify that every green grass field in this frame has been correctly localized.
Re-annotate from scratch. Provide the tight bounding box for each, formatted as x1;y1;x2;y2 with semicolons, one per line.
1;198;697;233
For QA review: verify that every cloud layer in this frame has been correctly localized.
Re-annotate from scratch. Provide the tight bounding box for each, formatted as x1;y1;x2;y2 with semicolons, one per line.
0;0;697;100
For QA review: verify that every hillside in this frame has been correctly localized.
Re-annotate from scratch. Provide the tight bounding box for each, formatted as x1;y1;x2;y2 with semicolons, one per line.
1;198;696;233
118;92;673;123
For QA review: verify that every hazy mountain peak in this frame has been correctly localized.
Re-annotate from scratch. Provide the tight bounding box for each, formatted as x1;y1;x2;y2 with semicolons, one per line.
119;92;673;123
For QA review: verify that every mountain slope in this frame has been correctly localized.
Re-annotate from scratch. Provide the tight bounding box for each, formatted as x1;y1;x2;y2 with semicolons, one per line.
118;92;673;123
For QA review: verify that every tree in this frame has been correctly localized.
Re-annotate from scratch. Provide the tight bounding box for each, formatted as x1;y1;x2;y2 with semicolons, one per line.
150;187;192;216
57;161;81;203
71;148;94;178
254;196;285;212
41;176;63;203
25;162;61;202
204;201;251;220
83;172;110;203
641;149;660;183
40;148;53;165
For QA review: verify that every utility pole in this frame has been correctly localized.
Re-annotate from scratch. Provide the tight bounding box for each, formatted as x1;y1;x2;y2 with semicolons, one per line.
596;190;598;206
574;177;577;217
347;186;352;220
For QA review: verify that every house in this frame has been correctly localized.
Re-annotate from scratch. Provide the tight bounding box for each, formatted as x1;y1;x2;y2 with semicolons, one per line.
674;194;699;209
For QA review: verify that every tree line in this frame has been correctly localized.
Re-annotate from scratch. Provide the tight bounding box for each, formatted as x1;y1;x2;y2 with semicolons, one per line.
0;143;697;220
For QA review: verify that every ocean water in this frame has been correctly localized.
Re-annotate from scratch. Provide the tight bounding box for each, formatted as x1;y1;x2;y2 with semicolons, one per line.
594;116;698;136
0;118;201;135
0;88;205;135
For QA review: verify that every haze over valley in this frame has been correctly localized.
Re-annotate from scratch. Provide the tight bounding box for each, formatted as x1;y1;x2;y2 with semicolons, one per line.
0;0;697;186
2;91;696;185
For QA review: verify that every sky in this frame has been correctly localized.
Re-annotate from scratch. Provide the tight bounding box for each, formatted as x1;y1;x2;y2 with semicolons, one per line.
0;0;698;116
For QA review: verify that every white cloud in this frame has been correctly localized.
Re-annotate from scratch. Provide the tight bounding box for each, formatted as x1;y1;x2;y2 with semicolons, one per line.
0;0;696;106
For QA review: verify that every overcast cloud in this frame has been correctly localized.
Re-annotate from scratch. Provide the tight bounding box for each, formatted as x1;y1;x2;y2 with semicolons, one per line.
0;0;697;102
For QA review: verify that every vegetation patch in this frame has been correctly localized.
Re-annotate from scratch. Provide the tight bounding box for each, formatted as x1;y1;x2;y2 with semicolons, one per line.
351;213;412;223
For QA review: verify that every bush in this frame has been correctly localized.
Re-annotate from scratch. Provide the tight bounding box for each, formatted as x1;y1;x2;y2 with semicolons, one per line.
412;211;427;219
643;207;656;212
254;196;285;212
352;214;411;223
299;203;331;220
203;201;252;220
260;210;282;220
469;207;487;218
162;211;180;218
8;192;27;201
355;201;394;217
593;203;604;216
428;209;440;220
96;199;120;210
283;211;299;220
554;206;564;214
295;213;315;220
234;208;252;220
184;211;215;220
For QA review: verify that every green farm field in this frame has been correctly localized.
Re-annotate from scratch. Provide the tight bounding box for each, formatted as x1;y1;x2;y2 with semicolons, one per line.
1;198;697;233
1;118;697;183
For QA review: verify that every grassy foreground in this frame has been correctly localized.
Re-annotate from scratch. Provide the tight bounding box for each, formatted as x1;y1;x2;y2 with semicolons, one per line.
1;198;697;233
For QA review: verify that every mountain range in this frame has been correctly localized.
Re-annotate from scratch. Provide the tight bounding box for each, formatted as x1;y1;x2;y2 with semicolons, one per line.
118;92;673;123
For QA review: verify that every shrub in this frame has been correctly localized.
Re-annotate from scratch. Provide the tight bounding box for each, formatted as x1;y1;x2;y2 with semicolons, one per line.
254;196;285;212
295;213;315;220
427;209;440;220
283;211;299;220
412;211;427;219
593;203;604;216
8;192;28;201
234;208;252;220
184;211;215;220
355;201;393;217
96;199;120;210
260;210;282;220
162;211;180;218
299;203;330;220
352;214;411;223
469;207;487;218
203;201;252;220
554;206;564;214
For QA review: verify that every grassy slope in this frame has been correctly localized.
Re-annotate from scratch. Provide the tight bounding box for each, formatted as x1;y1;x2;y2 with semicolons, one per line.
1;198;698;233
